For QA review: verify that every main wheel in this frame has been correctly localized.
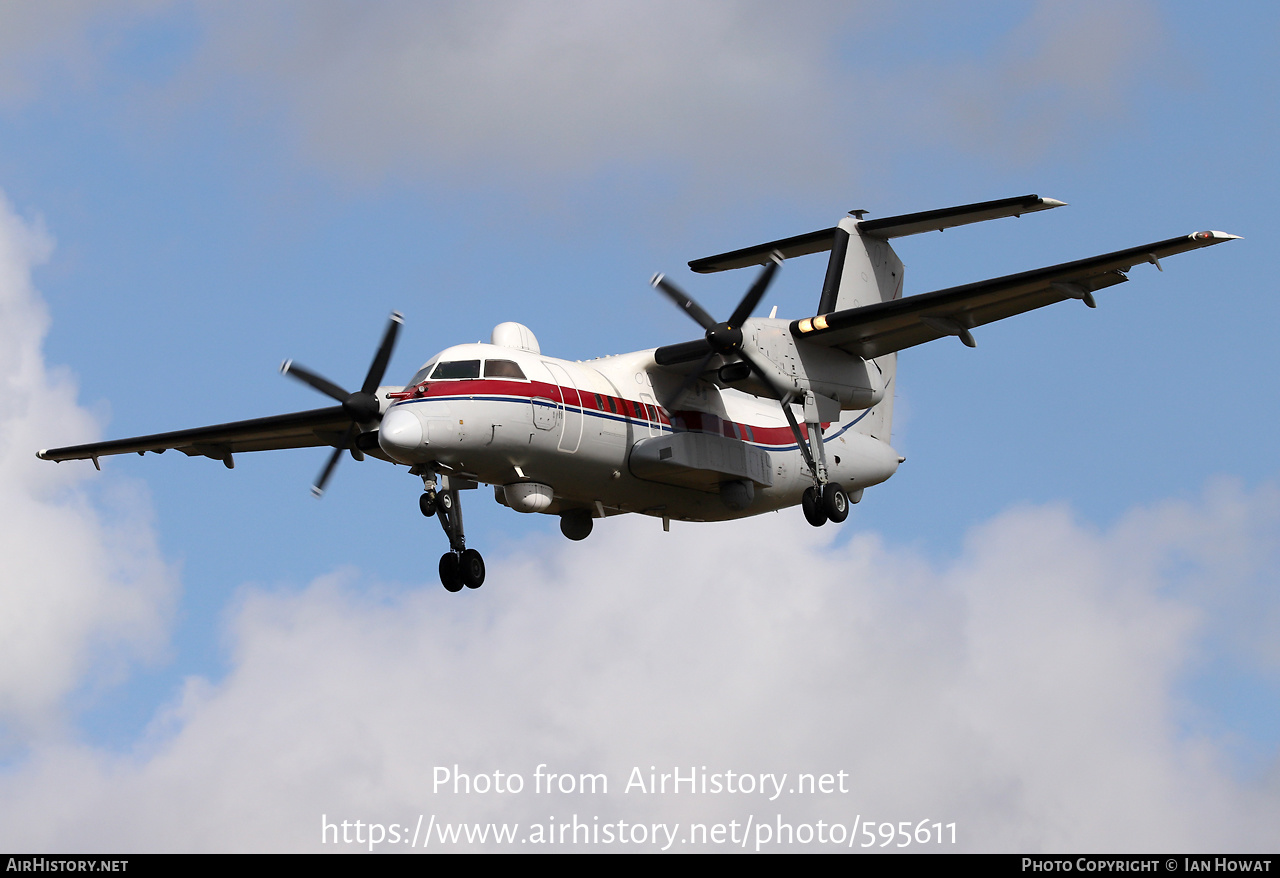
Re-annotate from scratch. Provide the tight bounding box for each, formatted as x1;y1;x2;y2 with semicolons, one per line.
802;486;827;527
822;484;849;523
439;552;463;592
460;548;485;589
419;492;437;517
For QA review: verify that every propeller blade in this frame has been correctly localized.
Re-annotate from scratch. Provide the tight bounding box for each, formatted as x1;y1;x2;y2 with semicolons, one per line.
736;344;815;471
361;311;404;395
726;254;782;328
738;345;789;402
651;274;718;331
281;360;350;404
654;337;714;366
668;350;718;408
735;343;819;476
311;423;359;498
777;394;817;477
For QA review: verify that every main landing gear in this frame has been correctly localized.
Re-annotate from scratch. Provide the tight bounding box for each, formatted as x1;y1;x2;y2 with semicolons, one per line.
419;474;486;592
802;483;850;527
786;390;852;528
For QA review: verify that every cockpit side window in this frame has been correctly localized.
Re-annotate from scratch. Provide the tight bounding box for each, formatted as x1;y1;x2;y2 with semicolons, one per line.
430;360;482;380
406;360;437;387
483;359;526;379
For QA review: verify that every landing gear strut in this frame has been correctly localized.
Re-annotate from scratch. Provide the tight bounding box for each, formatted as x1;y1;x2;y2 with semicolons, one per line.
422;474;486;592
785;391;851;528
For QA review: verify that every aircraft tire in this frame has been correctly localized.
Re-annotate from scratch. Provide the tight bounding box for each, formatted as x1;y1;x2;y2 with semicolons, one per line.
460;549;485;589
439;552;463;592
419;492;437;517
823;485;850;523
802;486;827;527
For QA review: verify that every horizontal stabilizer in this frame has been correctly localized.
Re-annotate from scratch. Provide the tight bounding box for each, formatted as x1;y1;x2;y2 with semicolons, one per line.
689;195;1065;273
858;194;1065;239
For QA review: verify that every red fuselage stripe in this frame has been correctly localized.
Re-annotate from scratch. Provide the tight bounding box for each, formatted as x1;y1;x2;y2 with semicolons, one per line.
400;379;826;447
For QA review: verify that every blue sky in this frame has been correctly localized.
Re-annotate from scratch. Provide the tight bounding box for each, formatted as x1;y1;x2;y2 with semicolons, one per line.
0;1;1276;852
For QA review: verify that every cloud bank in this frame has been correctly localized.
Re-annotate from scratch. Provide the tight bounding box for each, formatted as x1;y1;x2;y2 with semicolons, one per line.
1;481;1276;851
6;1;1168;192
0;193;174;744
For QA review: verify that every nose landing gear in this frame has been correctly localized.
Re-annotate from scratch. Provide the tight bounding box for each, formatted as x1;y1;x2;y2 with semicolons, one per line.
421;474;486;592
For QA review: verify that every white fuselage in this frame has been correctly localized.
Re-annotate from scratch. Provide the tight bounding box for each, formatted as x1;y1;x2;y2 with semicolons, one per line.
378;342;900;523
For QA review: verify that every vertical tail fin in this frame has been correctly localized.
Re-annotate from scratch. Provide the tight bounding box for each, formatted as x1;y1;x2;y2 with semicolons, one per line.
822;218;903;443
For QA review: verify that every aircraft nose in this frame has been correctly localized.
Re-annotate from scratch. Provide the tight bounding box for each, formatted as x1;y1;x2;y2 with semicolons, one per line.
378;406;424;463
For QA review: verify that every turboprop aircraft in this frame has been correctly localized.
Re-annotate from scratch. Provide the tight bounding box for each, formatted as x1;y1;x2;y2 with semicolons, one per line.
37;195;1237;592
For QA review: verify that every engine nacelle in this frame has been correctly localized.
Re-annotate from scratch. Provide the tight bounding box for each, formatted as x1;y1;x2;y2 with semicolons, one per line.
798;345;884;410
744;319;885;410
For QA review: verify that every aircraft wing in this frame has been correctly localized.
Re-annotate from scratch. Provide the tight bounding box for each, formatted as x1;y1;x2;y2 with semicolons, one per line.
789;231;1239;358
36;405;365;469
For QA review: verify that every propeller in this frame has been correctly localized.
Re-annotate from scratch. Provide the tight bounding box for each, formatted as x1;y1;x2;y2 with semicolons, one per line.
281;311;403;497
651;257;823;477
651;253;785;406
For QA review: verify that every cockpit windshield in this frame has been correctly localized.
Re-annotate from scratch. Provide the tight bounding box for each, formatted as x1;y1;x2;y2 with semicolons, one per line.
483;359;526;379
403;358;527;388
430;360;482;380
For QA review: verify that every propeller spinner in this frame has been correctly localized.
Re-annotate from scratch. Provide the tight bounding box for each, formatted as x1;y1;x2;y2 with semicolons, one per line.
281;311;403;497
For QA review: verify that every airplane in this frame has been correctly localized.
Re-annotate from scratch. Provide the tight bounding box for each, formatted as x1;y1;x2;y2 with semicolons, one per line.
36;195;1238;592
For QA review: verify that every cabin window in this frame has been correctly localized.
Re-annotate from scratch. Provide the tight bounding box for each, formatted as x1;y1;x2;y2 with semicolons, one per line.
431;360;481;380
483;359;526;379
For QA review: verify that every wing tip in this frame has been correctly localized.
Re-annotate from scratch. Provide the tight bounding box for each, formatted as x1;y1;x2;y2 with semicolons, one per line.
1193;230;1242;243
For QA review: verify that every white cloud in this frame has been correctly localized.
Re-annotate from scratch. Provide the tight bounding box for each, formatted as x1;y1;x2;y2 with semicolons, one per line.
188;0;851;190
0;192;175;742
0;481;1276;852
0;1;166;105
178;0;1170;188
885;0;1169;165
0;2;1177;193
